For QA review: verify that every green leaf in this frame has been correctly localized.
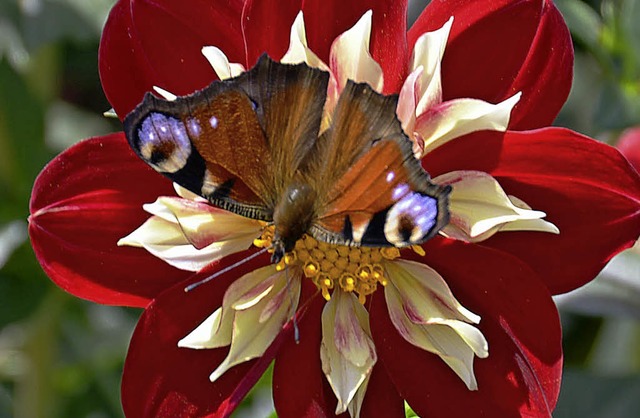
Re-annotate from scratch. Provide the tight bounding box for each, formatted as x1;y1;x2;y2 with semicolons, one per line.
594;81;635;129
622;0;640;68
0;58;49;219
555;0;603;48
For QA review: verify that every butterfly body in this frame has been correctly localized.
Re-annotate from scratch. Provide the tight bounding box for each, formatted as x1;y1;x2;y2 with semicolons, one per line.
124;55;451;263
272;181;317;262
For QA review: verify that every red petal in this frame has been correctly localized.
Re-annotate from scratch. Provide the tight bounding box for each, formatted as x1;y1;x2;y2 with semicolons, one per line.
372;242;562;417
241;0;302;66
272;293;340;418
99;0;245;118
359;364;405;418
410;0;572;129
425;128;640;294
29;133;189;307
123;251;316;418
273;291;404;418
301;0;408;93
122;252;263;418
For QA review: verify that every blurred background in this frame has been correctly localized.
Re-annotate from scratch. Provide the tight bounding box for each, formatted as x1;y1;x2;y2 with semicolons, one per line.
0;0;638;417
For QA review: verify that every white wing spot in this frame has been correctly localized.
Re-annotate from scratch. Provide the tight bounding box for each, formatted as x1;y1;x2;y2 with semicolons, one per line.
386;171;395;183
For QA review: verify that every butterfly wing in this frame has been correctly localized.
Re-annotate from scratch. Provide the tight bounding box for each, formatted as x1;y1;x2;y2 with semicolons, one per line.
306;81;450;247
124;55;329;221
234;55;329;195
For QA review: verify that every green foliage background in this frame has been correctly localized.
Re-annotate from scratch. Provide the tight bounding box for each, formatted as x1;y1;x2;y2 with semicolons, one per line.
0;0;638;417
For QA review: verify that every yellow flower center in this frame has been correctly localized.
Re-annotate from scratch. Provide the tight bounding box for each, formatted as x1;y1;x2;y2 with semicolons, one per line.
254;227;402;303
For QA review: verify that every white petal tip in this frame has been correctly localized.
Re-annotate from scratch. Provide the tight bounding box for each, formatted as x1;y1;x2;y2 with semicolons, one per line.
103;108;118;118
209;366;227;383
507;91;522;106
444;16;454;29
152;86;177;101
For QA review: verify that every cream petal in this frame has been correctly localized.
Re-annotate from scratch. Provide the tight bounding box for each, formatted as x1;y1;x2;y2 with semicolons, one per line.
158;197;262;248
280;11;339;123
220;264;278;309
347;373;370;418
259;272;299;323
103;108;118;118
435;171;558;242
173;183;207;202
428;318;489;358
385;260;480;324
499;217;560;234
281;11;327;70
141;198;180;223
415;94;520;157
385;280;487;390
134;195;262;248
178;307;228;349
201;46;245;80
152;86;177;101
142;240;251;271
502;195;560;234
119;196;261;271
333;289;376;367
180;266;281;351
209;268;300;382
231;271;278;311
321;290;376;415
118;216;189;248
410;17;453;114
397;66;422;136
329;10;383;93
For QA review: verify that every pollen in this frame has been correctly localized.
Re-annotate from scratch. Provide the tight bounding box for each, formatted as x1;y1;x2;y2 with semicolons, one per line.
255;227;401;303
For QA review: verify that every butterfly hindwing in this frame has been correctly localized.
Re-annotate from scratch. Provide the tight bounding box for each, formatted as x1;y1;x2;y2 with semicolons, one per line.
308;81;451;247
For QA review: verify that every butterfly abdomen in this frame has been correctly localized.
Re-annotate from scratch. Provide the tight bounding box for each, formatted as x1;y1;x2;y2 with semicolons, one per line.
271;181;317;262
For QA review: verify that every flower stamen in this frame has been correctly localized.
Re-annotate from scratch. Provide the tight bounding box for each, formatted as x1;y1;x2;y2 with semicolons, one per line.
255;227;400;302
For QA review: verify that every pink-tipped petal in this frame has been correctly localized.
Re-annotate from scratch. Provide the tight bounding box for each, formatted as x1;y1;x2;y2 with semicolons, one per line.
273;291;342;418
410;0;572;129
424;128;640;294
29;134;189;307
99;0;245;118
372;240;562;417
122;250;278;417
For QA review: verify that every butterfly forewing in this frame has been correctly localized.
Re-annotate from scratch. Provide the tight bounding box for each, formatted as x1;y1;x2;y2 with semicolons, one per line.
124;55;329;221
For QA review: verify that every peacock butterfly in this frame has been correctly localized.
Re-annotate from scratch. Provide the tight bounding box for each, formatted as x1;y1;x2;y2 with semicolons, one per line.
123;54;451;263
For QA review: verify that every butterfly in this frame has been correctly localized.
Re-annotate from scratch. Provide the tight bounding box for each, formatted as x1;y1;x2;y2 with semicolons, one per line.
123;54;451;263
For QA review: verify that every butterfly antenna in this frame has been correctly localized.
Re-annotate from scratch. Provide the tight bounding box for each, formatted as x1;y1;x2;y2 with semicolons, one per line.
285;267;300;344
184;248;269;292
